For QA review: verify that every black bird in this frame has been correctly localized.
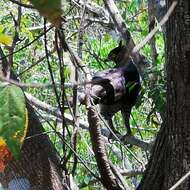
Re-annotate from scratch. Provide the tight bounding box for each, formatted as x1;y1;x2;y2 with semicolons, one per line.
79;41;145;137
91;67;140;135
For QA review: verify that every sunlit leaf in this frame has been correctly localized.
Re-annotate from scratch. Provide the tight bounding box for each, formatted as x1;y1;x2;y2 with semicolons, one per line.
22;0;29;4
0;33;12;46
0;25;4;33
0;83;28;159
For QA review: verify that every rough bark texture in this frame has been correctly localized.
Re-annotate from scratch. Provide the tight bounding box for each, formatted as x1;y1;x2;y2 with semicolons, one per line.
137;122;168;189
88;106;125;190
137;0;190;189
0;103;65;190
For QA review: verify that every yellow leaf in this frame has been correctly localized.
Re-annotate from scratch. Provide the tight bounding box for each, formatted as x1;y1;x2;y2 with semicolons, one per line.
21;108;28;144
0;33;13;46
0;138;13;172
22;0;29;3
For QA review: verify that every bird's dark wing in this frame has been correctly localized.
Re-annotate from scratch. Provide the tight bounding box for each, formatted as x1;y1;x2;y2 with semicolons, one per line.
91;68;127;104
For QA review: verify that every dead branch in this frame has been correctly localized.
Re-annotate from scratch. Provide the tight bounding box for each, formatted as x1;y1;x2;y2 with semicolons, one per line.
71;0;109;22
132;1;177;54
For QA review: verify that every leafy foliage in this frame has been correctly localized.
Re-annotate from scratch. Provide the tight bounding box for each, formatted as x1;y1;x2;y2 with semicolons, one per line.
0;0;166;188
0;83;28;159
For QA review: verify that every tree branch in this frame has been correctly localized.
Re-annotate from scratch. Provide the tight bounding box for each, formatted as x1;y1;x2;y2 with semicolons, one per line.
25;93;152;151
132;1;177;54
9;0;34;9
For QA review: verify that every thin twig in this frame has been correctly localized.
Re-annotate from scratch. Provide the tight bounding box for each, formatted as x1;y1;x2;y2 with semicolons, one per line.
7;6;22;78
8;0;34;9
25;92;89;129
44;21;63;116
169;171;190;190
18;49;55;76
0;75;93;89
132;1;177;54
0;27;53;61
34;108;101;182
0;75;57;88
71;0;87;175
79;169;143;188
55;29;68;172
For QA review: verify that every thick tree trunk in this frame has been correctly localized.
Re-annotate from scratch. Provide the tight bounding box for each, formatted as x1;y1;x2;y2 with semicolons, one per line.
137;0;190;189
0;103;65;190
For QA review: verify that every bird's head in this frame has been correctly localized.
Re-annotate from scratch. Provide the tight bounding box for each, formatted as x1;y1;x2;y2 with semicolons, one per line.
105;40;129;67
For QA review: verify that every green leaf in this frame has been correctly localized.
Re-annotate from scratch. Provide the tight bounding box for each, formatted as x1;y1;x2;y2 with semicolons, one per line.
0;25;4;33
0;83;28;158
84;175;91;185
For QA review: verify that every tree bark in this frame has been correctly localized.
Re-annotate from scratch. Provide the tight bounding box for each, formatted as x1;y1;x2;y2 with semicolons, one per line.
137;0;190;189
0;103;65;190
88;106;127;190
